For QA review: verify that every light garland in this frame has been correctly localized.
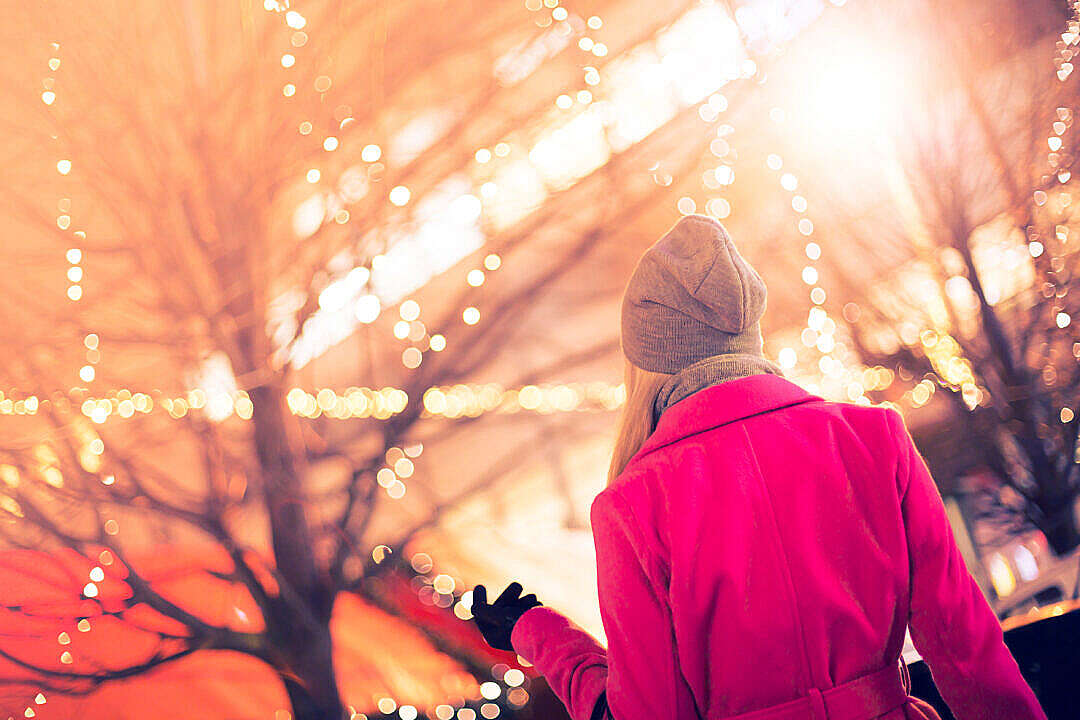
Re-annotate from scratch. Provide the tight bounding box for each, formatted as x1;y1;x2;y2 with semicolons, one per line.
1035;1;1080;429
1;382;628;425
687;2;875;406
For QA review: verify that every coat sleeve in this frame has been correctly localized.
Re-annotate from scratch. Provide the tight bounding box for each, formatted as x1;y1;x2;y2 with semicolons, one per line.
889;410;1046;720
510;605;608;720
509;487;699;720
589;487;700;720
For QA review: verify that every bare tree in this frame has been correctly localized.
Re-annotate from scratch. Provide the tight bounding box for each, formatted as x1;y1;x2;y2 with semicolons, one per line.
0;1;721;717
797;0;1080;555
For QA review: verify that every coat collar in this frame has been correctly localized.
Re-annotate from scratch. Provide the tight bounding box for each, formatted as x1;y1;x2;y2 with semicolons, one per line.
633;374;820;461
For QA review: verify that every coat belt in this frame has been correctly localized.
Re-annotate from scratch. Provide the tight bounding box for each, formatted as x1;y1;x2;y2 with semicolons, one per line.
716;663;909;720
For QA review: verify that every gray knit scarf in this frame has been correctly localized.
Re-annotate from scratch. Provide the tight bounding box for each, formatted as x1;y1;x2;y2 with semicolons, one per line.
652;353;784;426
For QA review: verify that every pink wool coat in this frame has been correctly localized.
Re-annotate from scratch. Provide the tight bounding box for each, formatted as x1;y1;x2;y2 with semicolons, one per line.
510;374;1045;720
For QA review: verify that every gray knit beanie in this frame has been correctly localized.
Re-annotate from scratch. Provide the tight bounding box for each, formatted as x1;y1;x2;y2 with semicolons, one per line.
620;214;768;374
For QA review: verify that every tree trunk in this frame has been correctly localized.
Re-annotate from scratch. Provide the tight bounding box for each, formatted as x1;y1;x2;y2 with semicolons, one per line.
1042;504;1080;556
279;618;345;720
248;380;346;718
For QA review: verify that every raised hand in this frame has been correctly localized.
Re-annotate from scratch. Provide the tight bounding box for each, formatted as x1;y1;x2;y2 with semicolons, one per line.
471;582;542;652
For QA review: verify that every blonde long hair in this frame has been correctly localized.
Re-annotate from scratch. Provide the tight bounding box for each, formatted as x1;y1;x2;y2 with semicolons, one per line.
606;359;672;485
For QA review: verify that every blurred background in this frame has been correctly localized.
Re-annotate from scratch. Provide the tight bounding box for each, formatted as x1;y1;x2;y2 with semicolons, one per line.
1;0;1079;718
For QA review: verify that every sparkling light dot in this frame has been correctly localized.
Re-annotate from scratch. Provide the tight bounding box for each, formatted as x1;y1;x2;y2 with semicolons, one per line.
285;10;306;28
707;198;731;219
355;294;381;323
766;154;783;170
89;566;105;582
42;91;56;105
389;186;411;206
67;266;83;282
362;144;382;162
299;121;313;135
467;269;485;286
475;148;492;163
411;552;433;573
400;300;421;321
430;334;446;351
484;254;502;270
402;347;423;369
57;160;71;175
306;169;321;183
323;137;339;151
480;682;501;700
83;582;98;598
805;242;821;260
780;173;798;191
377;468;396;488
281;54;296;68
282;84;296;97
587;15;602;29
463;307;480;325
802;266;819;285
67;286;82;301
432;573;455;593
556;94;573;109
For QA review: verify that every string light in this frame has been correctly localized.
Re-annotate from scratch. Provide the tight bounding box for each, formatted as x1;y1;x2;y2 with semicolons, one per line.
1034;2;1080;408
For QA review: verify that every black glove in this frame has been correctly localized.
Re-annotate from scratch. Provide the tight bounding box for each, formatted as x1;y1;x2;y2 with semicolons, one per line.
471;582;541;652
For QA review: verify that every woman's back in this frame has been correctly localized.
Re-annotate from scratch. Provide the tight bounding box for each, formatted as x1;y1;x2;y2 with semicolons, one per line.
589;373;1042;719
621;375;910;716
